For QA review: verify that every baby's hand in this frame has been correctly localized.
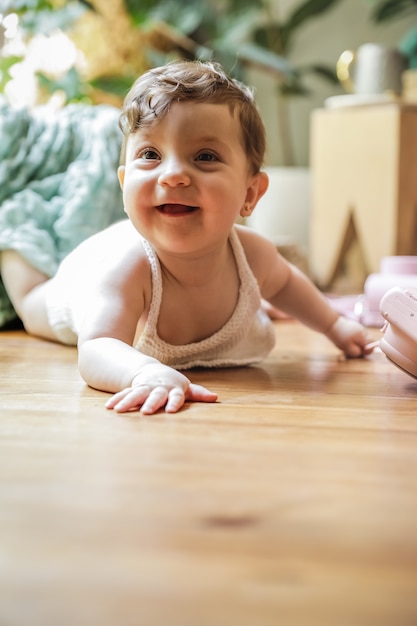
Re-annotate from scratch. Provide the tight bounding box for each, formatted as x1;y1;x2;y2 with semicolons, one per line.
105;362;218;414
325;316;375;358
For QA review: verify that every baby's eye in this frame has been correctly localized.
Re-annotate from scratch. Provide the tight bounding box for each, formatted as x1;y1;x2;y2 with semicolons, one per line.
196;151;218;162
139;148;160;160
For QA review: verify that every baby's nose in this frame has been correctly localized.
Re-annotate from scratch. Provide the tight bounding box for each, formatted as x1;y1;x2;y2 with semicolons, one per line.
158;158;191;187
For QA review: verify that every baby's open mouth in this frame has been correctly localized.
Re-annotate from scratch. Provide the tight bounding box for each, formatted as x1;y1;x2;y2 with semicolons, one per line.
157;204;198;215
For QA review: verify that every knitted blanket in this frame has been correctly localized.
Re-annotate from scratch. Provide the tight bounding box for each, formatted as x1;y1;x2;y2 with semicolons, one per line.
0;98;125;326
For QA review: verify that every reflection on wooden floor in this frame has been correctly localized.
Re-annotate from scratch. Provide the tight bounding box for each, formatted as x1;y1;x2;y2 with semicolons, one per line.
1;321;417;626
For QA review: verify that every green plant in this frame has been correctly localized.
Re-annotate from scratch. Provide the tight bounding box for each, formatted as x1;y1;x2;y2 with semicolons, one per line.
127;0;342;165
1;0;342;163
247;0;343;164
0;0;94;100
1;0;93;31
370;0;417;67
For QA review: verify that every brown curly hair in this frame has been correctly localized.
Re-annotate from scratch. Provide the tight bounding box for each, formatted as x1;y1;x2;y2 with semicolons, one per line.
119;60;266;174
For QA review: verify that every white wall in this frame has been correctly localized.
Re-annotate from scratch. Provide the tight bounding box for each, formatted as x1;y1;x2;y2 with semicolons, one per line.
248;0;414;166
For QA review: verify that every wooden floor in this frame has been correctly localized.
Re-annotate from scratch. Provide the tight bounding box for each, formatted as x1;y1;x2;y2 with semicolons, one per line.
1;321;417;626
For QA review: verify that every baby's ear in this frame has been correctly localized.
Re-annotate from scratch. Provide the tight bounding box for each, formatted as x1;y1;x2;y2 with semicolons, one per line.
117;165;125;189
242;171;269;216
255;171;269;202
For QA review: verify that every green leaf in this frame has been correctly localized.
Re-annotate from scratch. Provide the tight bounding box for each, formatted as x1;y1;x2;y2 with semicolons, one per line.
371;0;417;22
2;0;94;16
252;23;286;56
302;63;339;83
212;7;261;47
36;66;88;101
287;0;342;28
0;54;23;92
237;42;296;79
277;62;339;95
279;82;310;96
227;0;264;13
78;0;95;10
2;1;52;12
126;0;210;33
18;3;89;35
253;0;341;56
400;25;417;59
284;0;342;50
89;74;137;98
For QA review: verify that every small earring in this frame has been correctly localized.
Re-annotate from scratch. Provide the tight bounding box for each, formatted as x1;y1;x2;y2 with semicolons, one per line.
241;204;251;216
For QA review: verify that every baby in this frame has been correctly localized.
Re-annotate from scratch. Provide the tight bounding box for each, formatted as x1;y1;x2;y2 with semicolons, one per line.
1;60;373;414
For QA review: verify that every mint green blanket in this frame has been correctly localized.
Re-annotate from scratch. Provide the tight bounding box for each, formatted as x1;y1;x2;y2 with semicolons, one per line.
0;98;125;326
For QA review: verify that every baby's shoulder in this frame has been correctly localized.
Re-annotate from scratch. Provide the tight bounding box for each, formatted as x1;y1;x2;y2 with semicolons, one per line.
62;219;150;282
233;224;287;282
94;219;142;248
98;221;150;273
84;220;145;257
233;224;277;262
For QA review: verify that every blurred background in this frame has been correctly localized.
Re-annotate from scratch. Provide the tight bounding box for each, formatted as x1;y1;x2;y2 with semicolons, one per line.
1;0;416;304
1;0;415;166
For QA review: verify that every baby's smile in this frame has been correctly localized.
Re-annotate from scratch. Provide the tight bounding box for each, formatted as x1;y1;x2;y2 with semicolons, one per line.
157;203;198;215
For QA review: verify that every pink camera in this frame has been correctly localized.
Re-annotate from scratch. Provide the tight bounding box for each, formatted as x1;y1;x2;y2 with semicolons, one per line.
364;256;417;327
379;287;417;379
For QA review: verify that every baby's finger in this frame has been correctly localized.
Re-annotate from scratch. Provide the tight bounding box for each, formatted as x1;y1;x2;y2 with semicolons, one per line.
363;340;379;354
105;387;133;409
165;387;186;413
140;385;170;415
106;385;152;413
186;383;218;403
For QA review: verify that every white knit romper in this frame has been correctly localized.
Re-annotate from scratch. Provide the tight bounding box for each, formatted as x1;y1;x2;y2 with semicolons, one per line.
135;228;276;370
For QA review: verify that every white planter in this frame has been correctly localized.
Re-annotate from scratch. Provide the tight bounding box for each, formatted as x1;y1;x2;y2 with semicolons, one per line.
246;166;311;255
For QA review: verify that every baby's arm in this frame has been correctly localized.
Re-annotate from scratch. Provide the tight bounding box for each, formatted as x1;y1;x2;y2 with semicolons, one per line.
75;249;217;414
237;225;372;358
324;315;374;358
268;264;372;357
78;337;217;414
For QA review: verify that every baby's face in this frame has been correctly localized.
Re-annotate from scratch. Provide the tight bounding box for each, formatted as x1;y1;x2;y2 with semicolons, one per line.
118;101;259;255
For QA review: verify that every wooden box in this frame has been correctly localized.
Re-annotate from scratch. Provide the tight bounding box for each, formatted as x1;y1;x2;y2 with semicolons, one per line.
310;104;417;288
